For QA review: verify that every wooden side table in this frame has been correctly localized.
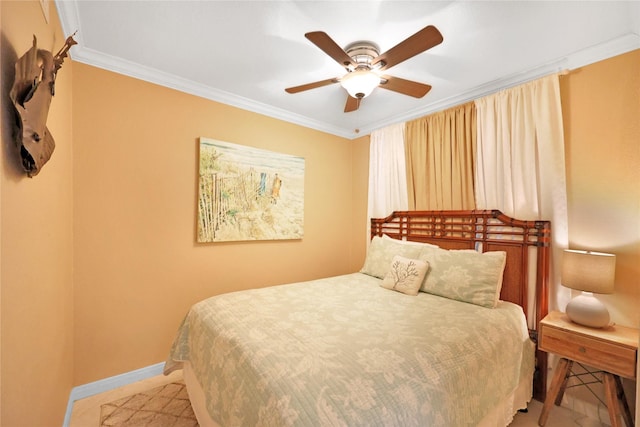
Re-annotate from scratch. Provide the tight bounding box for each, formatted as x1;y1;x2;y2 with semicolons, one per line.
537;311;638;427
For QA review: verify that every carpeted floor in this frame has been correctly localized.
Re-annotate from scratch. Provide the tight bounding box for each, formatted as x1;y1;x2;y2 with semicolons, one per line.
100;381;198;426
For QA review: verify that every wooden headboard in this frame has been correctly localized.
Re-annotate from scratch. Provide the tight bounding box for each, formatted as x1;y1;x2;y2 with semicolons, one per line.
371;209;551;401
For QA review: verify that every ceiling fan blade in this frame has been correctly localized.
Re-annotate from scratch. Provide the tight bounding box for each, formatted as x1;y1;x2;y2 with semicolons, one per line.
373;25;443;71
285;78;338;94
344;95;361;113
379;76;432;98
305;31;355;69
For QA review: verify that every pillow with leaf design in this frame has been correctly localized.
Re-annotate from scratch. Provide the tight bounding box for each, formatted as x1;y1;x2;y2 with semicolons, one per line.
380;255;430;296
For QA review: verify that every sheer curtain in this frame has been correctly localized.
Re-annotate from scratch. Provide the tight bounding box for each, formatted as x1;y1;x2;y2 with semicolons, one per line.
474;74;570;317
367;122;408;220
405;102;476;210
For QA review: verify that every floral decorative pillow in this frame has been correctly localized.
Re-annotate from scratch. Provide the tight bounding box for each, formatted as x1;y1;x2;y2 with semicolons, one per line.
418;246;507;308
360;235;424;279
380;255;430;296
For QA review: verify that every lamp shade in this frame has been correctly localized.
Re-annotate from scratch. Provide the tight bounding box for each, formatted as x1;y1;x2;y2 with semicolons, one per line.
561;249;615;294
340;69;380;99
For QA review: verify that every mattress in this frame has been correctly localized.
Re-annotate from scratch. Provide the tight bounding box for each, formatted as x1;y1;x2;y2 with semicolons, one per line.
165;272;535;426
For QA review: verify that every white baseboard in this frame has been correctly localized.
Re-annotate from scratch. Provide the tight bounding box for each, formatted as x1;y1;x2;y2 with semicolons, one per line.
62;362;165;427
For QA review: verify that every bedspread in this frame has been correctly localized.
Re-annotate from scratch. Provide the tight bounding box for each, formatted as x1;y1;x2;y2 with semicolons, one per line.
165;273;534;426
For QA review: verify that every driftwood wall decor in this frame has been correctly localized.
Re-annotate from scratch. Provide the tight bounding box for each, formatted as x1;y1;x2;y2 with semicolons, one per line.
9;34;76;177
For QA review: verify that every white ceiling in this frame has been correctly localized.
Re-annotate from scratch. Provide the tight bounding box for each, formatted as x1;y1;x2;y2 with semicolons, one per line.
56;1;640;139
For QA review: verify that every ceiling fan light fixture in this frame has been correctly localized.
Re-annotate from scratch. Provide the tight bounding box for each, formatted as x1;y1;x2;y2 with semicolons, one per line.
340;69;380;99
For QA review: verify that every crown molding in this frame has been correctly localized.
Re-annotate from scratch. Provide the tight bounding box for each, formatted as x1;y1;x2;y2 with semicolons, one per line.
54;1;355;139
72;46;355;139
358;32;640;137
55;1;639;140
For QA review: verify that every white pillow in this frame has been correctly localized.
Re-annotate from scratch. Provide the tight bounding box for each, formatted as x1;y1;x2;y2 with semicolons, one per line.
380;255;430;296
360;236;423;279
418;245;507;308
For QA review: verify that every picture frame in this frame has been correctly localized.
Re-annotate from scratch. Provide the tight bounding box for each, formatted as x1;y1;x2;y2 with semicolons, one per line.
197;137;305;242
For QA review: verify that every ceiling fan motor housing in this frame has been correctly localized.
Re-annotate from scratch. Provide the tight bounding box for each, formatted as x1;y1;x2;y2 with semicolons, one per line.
344;41;381;70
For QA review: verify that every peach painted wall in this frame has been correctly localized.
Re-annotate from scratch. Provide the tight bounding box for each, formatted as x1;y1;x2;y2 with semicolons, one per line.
560;49;640;330
2;3;637;423
350;136;370;267
0;1;75;425
71;62;370;384
560;49;639;413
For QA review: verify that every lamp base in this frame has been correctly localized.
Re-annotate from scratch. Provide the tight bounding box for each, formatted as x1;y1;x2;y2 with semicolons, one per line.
566;292;610;328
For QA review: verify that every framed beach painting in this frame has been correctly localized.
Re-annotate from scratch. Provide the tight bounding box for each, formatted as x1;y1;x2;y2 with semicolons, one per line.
197;137;305;242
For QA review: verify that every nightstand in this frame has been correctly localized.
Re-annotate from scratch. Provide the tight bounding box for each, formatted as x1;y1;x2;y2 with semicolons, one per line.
537;311;638;427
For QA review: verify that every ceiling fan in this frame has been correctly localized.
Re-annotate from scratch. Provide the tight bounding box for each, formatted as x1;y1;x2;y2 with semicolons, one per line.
285;25;443;113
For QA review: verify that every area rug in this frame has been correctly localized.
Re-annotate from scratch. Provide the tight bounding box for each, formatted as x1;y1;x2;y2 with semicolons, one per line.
100;381;198;426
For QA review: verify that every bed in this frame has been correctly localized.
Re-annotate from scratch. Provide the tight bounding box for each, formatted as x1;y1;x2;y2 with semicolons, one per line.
165;210;550;426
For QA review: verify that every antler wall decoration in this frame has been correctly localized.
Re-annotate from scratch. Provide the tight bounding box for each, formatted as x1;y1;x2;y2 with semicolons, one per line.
9;33;76;177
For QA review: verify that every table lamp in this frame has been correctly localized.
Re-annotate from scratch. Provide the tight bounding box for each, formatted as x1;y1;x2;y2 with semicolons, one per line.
562;249;616;328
